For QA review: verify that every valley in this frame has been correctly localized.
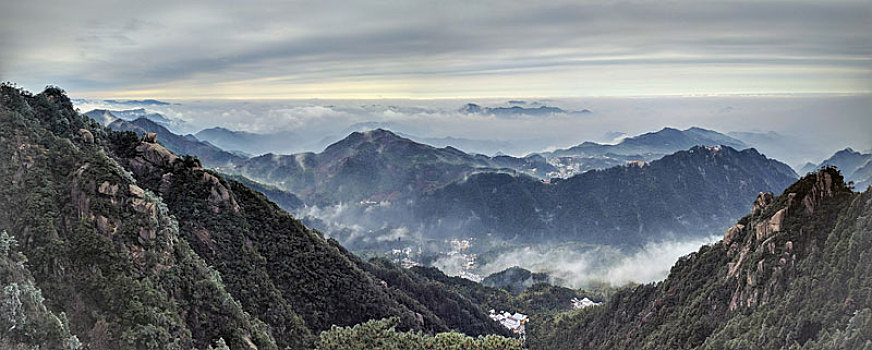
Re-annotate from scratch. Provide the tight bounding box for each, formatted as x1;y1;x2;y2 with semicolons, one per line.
1;85;868;349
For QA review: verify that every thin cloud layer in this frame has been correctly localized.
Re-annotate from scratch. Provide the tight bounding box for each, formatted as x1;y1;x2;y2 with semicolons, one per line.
2;1;870;98
72;94;872;166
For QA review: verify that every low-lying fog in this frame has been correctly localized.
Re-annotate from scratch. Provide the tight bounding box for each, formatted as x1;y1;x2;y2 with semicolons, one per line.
433;235;721;289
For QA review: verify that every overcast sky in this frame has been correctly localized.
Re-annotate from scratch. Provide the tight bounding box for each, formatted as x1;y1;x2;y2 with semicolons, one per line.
1;0;870;98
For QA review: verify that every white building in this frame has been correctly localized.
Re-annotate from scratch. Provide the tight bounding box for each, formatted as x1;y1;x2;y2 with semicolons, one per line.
571;297;600;309
489;310;528;334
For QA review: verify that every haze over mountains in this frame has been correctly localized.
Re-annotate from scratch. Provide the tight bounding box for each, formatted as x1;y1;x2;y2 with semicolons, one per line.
73;95;872;165
5;0;870;347
419;146;796;245
529;168;872;350
1;86;525;349
799;147;872;190
89;105;814;289
4;85;870;350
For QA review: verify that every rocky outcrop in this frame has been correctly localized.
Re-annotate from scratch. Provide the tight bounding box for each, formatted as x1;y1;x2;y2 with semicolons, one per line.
78;128;94;144
801;170;835;215
202;171;240;214
723;168;847;311
117;135;240;215
9;139;44;187
751;192;774;216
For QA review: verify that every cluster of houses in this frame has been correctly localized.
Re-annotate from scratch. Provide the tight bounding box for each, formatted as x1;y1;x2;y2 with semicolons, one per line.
489;310;528;335
389;247;420;268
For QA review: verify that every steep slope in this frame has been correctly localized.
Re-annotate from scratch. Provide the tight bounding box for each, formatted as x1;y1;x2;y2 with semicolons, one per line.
418;146;798;245
354;257;513;337
1;85;514;349
527;168;872;350
0;85;278;349
108;117;243;167
1;231;83;349
222;174;305;212
111;120;508;345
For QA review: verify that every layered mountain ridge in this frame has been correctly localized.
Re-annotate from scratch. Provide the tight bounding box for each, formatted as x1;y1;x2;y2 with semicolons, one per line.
528;167;872;350
0;85;520;349
418;145;797;245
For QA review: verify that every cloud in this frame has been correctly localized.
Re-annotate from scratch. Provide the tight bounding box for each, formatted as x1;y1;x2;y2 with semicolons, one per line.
2;0;869;98
72;94;872;163
475;235;722;289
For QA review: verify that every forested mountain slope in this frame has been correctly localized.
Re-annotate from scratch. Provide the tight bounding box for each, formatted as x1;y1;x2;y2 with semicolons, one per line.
419;145;798;245
1;85;279;349
527;167;872;349
0;85;516;349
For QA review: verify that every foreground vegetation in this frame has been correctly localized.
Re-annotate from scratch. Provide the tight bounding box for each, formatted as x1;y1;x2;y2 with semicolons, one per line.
0;84;523;349
528;168;872;349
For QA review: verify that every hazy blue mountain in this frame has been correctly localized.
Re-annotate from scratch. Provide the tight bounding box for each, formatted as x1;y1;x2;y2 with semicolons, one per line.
546;127;748;158
818;148;872;176
798;161;819;175
83;107;185;132
801;148;872;189
397;133;520;156
222;174;305;211
104;99;171;105
82;108;118;125
852;160;872;190
195;126;298;155
234;129;556;204
460;103;591;117
534;127;751;178
726;130;817;167
417;145;797;246
108;117;243;167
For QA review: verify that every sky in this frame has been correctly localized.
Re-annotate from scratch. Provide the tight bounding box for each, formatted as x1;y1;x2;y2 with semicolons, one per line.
1;0;870;99
2;0;870;286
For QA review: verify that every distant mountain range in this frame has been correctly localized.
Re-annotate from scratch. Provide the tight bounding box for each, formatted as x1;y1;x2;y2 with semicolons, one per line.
545;127;748;158
103;99;171;105
8;86;870;350
234;129;555;204
537;127;750;178
417;145;797;246
460;103;591;116
195;127;298;156
96;117;800;248
83;107;184;131
108;118;242;166
800;147;872;190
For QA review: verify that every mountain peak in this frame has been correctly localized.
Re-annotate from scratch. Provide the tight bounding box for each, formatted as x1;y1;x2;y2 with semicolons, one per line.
835;147;859;155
